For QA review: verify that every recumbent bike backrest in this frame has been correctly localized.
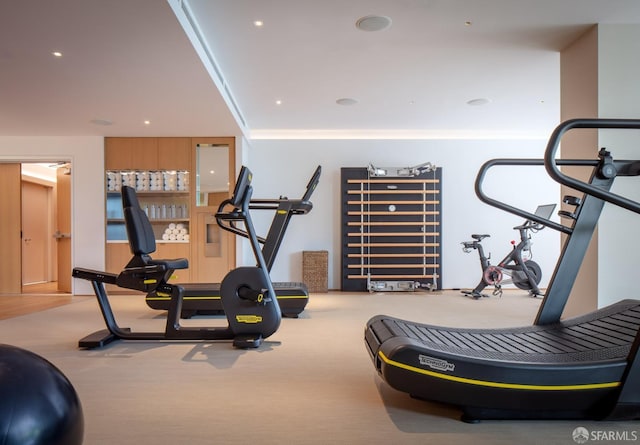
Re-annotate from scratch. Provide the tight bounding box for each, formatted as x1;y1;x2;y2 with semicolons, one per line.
122;185;157;260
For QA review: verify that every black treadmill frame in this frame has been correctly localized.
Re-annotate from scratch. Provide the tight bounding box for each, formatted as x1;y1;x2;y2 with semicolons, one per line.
145;166;321;318
365;118;640;421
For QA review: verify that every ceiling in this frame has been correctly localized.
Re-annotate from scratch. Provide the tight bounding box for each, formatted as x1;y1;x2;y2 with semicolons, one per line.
2;0;640;141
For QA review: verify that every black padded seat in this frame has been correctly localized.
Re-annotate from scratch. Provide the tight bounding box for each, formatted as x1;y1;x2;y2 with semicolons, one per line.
145;257;189;271
121;185;188;271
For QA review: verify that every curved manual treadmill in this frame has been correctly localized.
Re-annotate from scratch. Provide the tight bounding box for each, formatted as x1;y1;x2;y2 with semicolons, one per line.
365;119;640;421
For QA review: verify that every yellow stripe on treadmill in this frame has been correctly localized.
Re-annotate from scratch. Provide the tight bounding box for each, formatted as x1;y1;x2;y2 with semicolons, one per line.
378;351;620;391
146;295;306;301
146;296;221;301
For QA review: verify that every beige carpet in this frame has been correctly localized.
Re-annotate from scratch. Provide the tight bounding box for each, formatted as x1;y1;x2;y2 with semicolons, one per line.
0;290;636;445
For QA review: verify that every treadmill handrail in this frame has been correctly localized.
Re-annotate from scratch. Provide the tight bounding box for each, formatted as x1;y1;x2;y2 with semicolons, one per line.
249;198;314;214
474;158;598;235
544;118;640;215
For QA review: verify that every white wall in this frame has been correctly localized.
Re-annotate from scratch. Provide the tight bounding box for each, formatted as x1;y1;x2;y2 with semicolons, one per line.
0;134;568;294
597;24;640;307
0;136;105;295
0;134;567;294
244;138;561;290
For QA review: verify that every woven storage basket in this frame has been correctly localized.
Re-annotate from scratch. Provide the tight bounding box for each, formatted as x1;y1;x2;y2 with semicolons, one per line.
302;250;328;293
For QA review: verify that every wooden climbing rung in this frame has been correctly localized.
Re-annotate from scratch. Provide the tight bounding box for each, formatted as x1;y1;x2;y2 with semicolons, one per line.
347;179;439;184
347;253;439;258
347;221;439;227
347;211;439;216
347;232;439;237
348;274;437;279
347;242;440;248
347;264;439;269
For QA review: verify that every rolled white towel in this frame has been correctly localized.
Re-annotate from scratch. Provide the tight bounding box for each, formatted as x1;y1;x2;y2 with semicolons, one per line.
162;233;170;241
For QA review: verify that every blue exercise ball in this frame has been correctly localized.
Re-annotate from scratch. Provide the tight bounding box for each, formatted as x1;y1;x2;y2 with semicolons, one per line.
0;344;84;445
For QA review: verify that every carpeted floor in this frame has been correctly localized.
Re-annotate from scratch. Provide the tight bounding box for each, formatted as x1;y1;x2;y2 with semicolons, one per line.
0;290;636;444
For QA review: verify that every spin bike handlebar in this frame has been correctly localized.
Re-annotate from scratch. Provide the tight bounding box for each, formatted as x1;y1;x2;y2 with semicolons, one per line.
513;219;544;231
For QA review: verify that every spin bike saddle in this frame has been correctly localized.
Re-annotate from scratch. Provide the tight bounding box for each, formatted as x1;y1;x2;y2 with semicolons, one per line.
471;234;490;241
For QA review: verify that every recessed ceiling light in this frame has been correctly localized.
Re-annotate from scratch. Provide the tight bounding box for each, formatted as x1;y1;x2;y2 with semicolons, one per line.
275;100;282;105
355;15;392;32
52;51;63;57
144;120;151;125
336;98;358;106
465;21;473;26
253;20;263;27
90;118;113;126
467;98;490;106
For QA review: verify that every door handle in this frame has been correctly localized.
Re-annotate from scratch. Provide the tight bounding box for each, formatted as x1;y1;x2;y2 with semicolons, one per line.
53;231;71;239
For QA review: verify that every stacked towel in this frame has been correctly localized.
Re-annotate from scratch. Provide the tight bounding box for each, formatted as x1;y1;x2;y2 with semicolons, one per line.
177;171;189;191
106;171;121;191
107;170;190;192
161;222;190;241
163;171;177;191
135;171;150;191
148;171;163;191
121;171;136;188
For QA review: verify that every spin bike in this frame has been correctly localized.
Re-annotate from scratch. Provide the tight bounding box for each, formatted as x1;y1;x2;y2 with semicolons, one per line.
461;204;555;299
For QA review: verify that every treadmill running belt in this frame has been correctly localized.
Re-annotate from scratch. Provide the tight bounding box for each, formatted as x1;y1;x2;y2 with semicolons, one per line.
365;299;640;420
380;302;640;362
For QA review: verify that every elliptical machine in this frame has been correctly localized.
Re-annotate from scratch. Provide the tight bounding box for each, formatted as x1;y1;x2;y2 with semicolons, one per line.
461;203;555;299
73;166;281;349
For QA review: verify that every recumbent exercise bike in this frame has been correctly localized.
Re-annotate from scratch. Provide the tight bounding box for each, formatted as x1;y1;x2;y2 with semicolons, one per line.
73;166;281;349
461;203;555;299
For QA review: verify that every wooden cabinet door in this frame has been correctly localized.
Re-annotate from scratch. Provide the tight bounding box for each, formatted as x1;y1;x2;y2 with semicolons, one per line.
106;137;158;170
105;243;132;274
158;138;191;171
156;242;191;283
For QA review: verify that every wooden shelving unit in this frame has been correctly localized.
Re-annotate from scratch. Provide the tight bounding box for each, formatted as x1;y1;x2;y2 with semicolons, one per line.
104;136;236;287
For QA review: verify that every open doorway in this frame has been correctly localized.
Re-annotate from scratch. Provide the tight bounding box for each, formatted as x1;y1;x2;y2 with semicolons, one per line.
20;162;71;295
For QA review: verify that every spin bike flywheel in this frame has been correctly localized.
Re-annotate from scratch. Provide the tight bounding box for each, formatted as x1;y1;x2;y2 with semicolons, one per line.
483;266;503;285
512;260;542;290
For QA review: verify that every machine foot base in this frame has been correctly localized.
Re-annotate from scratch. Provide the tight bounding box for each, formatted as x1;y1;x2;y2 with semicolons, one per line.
78;328;130;349
233;334;264;349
